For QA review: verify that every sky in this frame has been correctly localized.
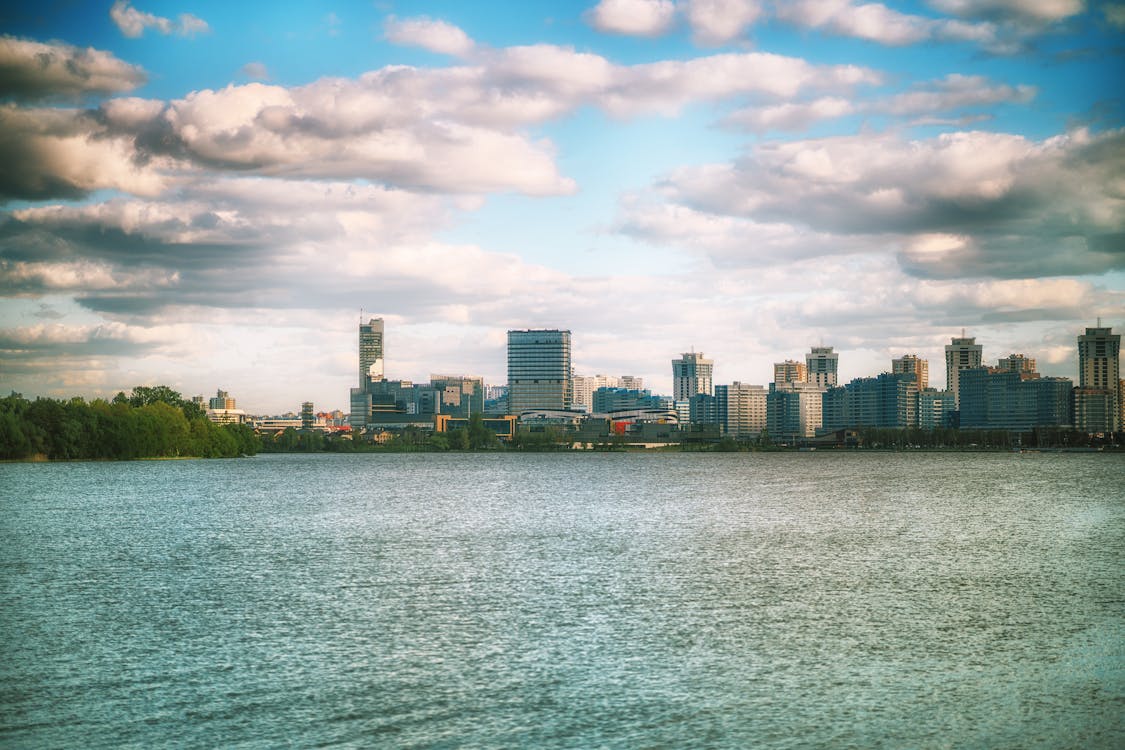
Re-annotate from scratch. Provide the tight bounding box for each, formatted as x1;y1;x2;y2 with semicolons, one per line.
0;0;1122;414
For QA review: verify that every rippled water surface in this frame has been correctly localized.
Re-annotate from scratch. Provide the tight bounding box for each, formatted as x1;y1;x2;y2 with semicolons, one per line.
2;452;1123;748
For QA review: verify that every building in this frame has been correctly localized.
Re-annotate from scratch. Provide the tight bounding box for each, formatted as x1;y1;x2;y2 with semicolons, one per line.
672;352;714;401
716;382;767;438
959;367;1073;431
592;387;662;414
945;335;983;409
1077;325;1120;433
689;393;720;425
806;347;838;388
767;382;823;440
997;354;1037;374
918;389;956;430
843;372;920;429
300;402;314;430
359;318;385;385
773;360;807;386
892;354;929;390
618;375;645;390
1074;388;1114;434
205;389;245;424
429;374;484;419
507;329;572;413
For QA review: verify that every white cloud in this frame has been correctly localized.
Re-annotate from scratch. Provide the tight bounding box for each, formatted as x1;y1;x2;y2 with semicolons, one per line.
684;0;765;45
0;37;146;100
110;1;209;38
777;0;933;44
384;16;475;56
618;128;1125;279
722;74;1035;133
0;105;172;200
585;0;678;36
723;96;855;132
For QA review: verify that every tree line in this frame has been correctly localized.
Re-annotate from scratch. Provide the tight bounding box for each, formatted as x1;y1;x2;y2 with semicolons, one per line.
0;387;259;461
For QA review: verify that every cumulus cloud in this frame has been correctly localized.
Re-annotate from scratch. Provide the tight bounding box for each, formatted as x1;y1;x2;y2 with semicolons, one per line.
684;0;765;44
0;37;146;101
618;128;1125;278
0;48;881;201
110;1;210;38
586;0;678;36
384;16;475;56
0;105;172;200
723;74;1033;132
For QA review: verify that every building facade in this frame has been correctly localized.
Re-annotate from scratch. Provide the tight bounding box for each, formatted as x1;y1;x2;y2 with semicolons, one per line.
767;382;823;440
359;318;385;385
945;335;983;409
773;360;807;386
717;382;767;438
507;329;573;413
1077;325;1120;433
892;354;929;390
806;347;838;388
918;389;956;430
672;352;714;401
959;367;1073;431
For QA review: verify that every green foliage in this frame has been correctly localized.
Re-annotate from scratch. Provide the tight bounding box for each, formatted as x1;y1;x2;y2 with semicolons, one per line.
0;388;259;461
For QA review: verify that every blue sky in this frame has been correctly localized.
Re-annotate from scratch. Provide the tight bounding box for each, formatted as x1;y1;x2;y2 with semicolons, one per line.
1;0;1122;412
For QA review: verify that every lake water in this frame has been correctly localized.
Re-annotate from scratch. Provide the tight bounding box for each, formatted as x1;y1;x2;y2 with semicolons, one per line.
1;452;1123;748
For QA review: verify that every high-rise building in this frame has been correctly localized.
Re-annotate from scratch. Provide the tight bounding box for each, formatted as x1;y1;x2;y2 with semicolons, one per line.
717;382;767;438
359;318;385;386
892;354;929;390
672;352;714;401
806;347;838;388
918;389;956;430
507;329;572;413
430;374;485;418
767;382;823;440
997;354;1037;374
945;335;983;409
959;367;1072;431
1077;325;1120;433
301;401;314;430
773;360;807;386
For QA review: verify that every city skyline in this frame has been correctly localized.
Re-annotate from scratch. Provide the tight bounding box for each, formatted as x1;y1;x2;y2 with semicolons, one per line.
1;1;1122;413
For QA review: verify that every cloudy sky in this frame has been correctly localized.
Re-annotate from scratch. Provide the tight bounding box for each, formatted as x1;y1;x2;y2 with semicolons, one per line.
1;0;1122;413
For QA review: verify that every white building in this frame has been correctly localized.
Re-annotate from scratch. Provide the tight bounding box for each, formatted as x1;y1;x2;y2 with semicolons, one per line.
673;352;714;401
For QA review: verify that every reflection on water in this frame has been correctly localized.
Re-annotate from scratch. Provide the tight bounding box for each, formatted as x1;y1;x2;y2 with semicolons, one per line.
1;452;1123;748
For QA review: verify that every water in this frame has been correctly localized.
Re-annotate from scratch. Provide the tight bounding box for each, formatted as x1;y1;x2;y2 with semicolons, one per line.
1;452;1123;748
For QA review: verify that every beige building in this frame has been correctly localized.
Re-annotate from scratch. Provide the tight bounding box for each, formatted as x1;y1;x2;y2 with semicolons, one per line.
1077;325;1120;432
945;335;983;409
720;382;767;438
773;359;807;386
892;354;929;389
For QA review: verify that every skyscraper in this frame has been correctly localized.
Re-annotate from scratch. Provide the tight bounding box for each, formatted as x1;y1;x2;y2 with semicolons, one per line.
359;318;385;386
1077;324;1120;432
806;346;838;388
892;354;929;390
507;329;572;413
672;352;714;401
945;335;983;409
